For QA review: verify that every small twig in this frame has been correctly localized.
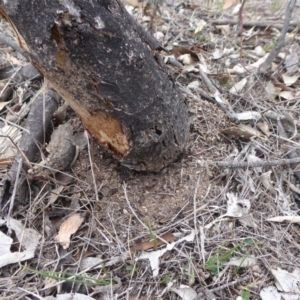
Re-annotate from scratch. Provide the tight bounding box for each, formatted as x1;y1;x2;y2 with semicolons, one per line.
193;175;201;260
193;276;250;299
85;131;99;202
259;0;297;74
123;183;148;231
198;66;238;123
0;32;26;57
211;19;299;32
209;275;250;293
202;156;300;169
237;0;246;62
7;158;22;220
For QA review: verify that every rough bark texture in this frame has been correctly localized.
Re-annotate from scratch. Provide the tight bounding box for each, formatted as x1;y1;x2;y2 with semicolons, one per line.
0;0;189;171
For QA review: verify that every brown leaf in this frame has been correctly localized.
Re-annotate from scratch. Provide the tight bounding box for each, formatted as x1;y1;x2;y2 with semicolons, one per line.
131;232;175;251
221;124;262;140
55;214;84;249
223;0;238;9
171;46;199;62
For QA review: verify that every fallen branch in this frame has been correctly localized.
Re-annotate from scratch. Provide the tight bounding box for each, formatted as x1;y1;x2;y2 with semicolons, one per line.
200;157;300;169
198;66;238;123
0;32;26;57
211;19;299;32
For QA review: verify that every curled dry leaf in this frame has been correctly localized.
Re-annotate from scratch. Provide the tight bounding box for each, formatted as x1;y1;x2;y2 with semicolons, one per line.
223;0;238;9
0;217;41;268
44;293;95;300
260;286;281;300
257;122;270;136
221;124;262;140
178;54;194;65
235;111;261;122
271;267;300;293
136;230;195;277
227;256;257;267
55;214;84;249
267;216;300;223
170;285;197;300
255;46;266;57
266;81;282;98
223;193;251;218
153;31;164;41
282;73;300;86
194;19;207;34
215;25;231;35
131;232;175;251
229;78;247;94
279;91;296;100
187;80;200;89
0;100;11;111
259;171;275;192
247;153;263;172
171;46;199;62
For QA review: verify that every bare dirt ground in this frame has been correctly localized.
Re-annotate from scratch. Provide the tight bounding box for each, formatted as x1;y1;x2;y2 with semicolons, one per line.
1;0;300;299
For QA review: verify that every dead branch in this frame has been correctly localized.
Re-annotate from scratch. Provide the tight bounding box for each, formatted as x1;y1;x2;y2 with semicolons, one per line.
198;66;238;123
0;32;26;57
211;19;298;32
259;0;297;74
203;156;300;169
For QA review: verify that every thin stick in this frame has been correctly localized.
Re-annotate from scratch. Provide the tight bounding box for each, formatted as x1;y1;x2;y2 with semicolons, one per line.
259;0;297;74
7;158;22;221
193;175;201;259
0;32;26;56
211;19;299;32
202;157;300;169
85;131;99;202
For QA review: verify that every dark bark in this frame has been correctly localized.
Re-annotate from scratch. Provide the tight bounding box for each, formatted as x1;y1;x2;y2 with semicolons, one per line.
0;0;189;171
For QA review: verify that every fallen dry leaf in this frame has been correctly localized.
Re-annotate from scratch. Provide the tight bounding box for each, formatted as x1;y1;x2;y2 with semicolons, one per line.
171;46;199;62
221;124;262;140
131;232;175;251
223;0;238;9
55;214;84;249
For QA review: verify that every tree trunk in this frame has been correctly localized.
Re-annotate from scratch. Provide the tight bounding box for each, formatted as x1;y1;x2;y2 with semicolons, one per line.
0;0;189;171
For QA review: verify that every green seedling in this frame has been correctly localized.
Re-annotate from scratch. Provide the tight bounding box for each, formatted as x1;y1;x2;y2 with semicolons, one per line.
24;266;113;286
161;274;172;285
146;218;158;251
263;40;276;53
240;290;251;300
126;262;139;275
183;260;195;284
204;243;241;276
272;0;282;12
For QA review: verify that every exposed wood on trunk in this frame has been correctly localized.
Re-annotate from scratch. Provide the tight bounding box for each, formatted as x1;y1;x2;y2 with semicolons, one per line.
0;0;189;171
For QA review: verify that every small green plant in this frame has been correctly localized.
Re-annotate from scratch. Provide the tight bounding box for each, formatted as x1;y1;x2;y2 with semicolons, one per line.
161;274;172;285
24;266;113;286
126;263;139;275
146;218;158;250
205;243;242;276
183;260;195;284
195;31;210;44
263;40;276;53
271;0;282;12
240;290;251;300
